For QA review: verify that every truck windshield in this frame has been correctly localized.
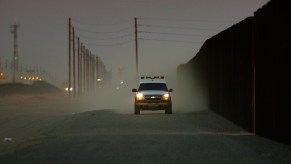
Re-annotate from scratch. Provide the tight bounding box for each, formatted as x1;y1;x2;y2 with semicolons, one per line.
138;83;168;91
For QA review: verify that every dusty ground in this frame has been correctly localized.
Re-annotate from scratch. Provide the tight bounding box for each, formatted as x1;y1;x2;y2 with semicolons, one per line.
0;95;291;164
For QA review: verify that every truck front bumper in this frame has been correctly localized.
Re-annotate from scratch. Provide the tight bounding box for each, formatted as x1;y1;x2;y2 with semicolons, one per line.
135;101;171;110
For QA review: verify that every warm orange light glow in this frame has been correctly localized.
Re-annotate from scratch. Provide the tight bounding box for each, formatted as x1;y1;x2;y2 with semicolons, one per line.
163;93;170;100
136;93;144;101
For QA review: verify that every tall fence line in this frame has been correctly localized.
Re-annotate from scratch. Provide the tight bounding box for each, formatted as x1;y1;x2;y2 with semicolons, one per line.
177;0;291;145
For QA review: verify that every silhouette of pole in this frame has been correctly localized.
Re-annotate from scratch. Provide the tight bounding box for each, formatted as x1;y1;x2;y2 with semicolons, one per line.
80;44;84;94
86;50;89;93
91;54;95;92
10;24;20;83
134;17;139;80
88;51;91;92
83;46;86;94
68;18;72;96
73;27;76;97
78;38;80;96
251;18;256;134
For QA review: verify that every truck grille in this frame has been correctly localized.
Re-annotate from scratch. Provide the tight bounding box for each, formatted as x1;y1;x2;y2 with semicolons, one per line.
144;95;162;101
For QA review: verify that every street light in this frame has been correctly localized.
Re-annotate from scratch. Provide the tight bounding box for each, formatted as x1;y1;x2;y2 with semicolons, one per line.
118;67;125;86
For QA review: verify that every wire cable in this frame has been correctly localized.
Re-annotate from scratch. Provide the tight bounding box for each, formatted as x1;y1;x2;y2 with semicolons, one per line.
138;31;211;37
138;24;219;31
139;38;203;44
71;18;133;26
82;39;134;47
74;26;134;34
76;32;134;40
138;17;236;23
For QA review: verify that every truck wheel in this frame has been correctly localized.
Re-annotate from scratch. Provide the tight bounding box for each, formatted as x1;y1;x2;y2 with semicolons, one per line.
134;105;140;115
165;104;172;114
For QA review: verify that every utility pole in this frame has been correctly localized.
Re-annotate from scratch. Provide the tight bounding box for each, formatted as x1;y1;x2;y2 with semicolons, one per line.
78;38;80;96
96;56;101;88
0;57;2;73
73;27;76;97
68;18;72;96
83;46;86;94
92;54;96;92
86;50;89;93
10;24;20;83
5;59;8;76
88;51;90;92
80;43;83;94
134;17;139;80
251;18;256;134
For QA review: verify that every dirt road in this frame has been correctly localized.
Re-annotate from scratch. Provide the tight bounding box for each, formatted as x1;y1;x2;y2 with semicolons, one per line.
0;96;291;163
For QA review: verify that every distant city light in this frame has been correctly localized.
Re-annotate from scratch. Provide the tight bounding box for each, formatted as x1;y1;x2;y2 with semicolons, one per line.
19;76;43;81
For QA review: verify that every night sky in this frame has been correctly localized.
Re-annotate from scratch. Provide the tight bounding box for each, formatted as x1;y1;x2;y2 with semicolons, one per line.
0;0;269;87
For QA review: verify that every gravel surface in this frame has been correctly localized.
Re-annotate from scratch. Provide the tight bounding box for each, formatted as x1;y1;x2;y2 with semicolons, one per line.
0;97;291;164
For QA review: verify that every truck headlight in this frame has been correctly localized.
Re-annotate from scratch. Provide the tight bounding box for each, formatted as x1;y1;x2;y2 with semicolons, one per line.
163;93;170;100
136;93;144;101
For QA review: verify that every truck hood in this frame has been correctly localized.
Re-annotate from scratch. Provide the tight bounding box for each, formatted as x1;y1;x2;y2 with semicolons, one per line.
139;90;167;96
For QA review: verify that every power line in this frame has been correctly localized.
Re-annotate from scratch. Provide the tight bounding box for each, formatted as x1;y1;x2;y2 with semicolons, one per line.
74;26;134;34
138;24;219;31
76;32;134;40
139;38;203;44
138;17;236;23
71;18;133;26
138;31;211;37
82;39;134;47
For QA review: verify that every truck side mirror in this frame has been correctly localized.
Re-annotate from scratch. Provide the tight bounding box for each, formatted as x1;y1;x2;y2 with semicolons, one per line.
132;89;137;92
169;88;173;92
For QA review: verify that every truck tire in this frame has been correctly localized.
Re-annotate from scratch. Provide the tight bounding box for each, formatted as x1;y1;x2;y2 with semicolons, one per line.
134;104;140;115
165;104;172;114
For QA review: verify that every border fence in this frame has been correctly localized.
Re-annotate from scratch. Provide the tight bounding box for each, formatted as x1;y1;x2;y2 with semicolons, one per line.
178;0;291;145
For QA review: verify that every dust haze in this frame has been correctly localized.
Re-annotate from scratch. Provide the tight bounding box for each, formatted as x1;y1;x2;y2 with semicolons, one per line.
66;66;209;114
174;67;209;113
0;65;209;115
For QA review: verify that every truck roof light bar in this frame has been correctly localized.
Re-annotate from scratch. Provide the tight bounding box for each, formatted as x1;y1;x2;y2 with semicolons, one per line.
140;76;164;79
